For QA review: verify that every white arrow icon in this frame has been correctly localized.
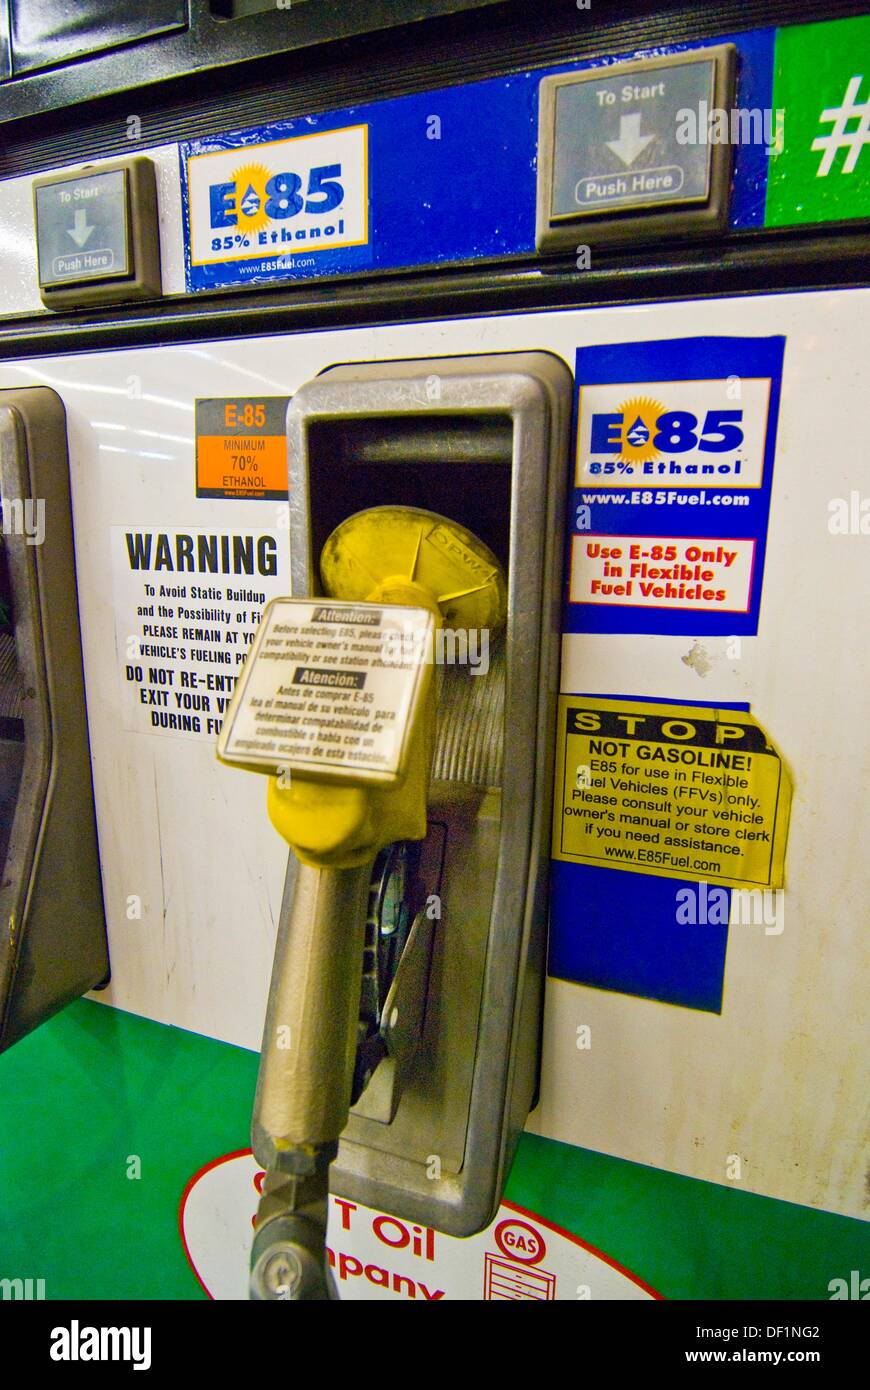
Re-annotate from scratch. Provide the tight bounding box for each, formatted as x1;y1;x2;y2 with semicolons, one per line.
606;113;654;166
66;209;95;248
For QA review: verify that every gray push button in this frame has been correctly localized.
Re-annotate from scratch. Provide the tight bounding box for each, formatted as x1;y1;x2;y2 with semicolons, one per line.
552;60;714;216
35;169;130;286
33;157;161;309
537;46;736;252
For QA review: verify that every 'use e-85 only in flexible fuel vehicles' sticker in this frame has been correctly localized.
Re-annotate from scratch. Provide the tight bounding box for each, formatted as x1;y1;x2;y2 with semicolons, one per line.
569;335;784;637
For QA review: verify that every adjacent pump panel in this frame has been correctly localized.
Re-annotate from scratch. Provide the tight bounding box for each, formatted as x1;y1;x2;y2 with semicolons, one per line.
0;389;107;1051
279;353;572;1235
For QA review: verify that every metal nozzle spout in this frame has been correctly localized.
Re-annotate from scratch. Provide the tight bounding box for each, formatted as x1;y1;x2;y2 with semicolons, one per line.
250;1152;338;1301
254;863;371;1156
249;864;369;1299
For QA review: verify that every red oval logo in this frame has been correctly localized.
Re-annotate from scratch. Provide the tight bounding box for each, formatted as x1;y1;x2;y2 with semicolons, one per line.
494;1218;546;1265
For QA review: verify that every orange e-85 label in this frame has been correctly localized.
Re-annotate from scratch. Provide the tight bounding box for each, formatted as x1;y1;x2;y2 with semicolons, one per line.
195;396;289;500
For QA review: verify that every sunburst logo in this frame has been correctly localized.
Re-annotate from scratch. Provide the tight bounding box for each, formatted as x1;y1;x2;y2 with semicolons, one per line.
616;396;663;465
231;162;271;235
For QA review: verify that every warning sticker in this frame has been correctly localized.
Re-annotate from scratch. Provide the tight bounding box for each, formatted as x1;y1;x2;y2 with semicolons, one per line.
195;397;289;500
552;697;791;889
218;597;433;782
111;525;289;743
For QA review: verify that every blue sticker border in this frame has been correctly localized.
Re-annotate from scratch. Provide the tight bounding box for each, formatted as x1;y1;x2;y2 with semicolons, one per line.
566;334;785;637
548;695;751;1013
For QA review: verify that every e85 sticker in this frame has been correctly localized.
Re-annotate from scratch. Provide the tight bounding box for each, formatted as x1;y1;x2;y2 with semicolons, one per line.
186;124;369;268
577;376;773;489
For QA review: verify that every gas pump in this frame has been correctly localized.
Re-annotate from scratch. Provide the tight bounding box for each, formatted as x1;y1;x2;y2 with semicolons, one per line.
0;0;867;1317
219;354;571;1297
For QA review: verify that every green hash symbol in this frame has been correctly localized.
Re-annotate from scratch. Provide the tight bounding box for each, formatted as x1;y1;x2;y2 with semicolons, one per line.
766;15;870;227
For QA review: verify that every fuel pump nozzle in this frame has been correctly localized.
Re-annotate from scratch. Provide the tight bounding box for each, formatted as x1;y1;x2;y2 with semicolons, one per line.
218;506;506;1300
